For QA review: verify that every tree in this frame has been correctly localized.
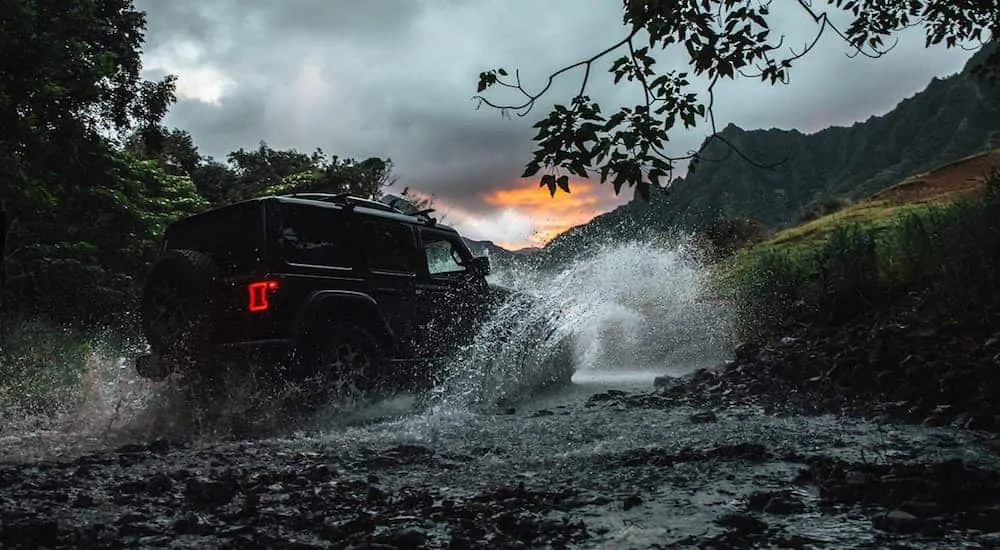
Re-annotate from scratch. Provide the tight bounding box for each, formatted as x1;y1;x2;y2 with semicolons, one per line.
0;0;176;176
0;0;179;333
240;144;397;201
125;128;203;177
474;1;999;201
4;152;207;328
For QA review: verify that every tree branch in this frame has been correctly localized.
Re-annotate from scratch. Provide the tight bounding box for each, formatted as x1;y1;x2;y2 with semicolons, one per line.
474;26;643;117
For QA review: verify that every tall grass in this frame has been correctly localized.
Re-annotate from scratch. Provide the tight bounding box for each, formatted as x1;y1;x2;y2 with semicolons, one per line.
0;318;92;416
718;166;1000;341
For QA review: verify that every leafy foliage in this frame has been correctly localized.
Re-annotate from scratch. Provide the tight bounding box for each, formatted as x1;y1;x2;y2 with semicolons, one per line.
1;0;181;333
0;1;401;340
128;137;399;207
719;164;1000;340
475;1;999;200
4;152;207;328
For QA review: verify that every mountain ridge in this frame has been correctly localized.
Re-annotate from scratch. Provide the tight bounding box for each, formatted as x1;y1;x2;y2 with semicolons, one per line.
526;45;1000;267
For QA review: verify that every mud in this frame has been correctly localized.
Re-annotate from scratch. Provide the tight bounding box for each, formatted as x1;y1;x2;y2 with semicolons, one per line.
2;376;1000;549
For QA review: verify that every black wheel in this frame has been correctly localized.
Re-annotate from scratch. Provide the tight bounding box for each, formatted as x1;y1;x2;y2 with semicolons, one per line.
141;249;221;355
299;323;383;404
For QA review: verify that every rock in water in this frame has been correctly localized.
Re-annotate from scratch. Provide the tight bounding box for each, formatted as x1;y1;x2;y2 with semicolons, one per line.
734;341;760;363
873;510;920;533
653;375;675;388
689;410;718;424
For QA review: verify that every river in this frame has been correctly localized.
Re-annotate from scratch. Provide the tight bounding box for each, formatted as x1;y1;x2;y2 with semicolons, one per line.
1;241;999;548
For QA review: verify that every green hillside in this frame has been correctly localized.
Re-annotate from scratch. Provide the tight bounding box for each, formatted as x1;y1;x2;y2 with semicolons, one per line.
535;46;1000;268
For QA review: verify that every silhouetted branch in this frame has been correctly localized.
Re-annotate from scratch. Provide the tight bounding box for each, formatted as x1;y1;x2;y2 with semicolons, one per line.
474;27;643;117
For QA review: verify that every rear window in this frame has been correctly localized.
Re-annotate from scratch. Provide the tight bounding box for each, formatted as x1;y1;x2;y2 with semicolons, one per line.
278;203;355;269
163;200;265;275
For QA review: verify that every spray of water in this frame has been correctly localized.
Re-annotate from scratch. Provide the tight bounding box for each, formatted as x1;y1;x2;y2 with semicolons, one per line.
0;238;735;456
430;238;735;409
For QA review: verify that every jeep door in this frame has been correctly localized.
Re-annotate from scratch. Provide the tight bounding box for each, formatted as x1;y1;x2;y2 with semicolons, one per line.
413;228;488;358
360;218;421;357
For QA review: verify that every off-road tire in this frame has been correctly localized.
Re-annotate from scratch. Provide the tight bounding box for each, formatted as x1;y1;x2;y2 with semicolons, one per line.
297;323;383;405
141;249;221;355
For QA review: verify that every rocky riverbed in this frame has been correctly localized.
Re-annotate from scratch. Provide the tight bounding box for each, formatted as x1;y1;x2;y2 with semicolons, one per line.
2;369;1000;550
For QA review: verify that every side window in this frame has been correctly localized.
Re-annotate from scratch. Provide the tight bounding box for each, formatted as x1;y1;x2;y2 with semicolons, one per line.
279;205;354;268
421;231;468;276
365;221;416;273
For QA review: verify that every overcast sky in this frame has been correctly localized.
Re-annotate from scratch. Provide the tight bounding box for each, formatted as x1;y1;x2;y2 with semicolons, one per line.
135;0;977;248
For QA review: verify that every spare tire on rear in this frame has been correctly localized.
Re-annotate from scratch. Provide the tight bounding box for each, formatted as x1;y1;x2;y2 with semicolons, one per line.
141;249;221;355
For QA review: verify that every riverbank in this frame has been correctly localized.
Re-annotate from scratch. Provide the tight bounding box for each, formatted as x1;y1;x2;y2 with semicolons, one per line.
650;288;1000;432
702;154;1000;432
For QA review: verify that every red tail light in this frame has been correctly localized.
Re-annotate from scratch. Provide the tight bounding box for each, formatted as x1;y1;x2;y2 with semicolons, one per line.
248;280;279;312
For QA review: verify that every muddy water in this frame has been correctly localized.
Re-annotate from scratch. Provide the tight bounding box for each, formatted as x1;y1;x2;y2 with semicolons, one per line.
2;241;999;548
3;372;1000;548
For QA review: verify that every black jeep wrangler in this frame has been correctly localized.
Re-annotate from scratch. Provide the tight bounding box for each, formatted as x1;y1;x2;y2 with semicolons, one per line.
135;192;510;398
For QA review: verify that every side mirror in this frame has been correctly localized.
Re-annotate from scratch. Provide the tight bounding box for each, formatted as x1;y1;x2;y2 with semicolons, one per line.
468;255;490;276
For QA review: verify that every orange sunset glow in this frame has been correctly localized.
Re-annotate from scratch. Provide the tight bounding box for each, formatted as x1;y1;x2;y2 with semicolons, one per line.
484;179;618;245
424;178;630;250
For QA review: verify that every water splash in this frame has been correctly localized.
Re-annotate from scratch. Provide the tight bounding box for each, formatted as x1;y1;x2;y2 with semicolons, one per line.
0;339;183;461
0;239;735;456
431;238;735;409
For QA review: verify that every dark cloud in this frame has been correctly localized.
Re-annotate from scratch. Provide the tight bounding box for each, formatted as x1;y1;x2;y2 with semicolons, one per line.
134;0;976;245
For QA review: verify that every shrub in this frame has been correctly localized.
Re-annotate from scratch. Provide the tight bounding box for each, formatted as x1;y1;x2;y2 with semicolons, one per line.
797;197;853;224
0;318;91;417
719;164;1000;340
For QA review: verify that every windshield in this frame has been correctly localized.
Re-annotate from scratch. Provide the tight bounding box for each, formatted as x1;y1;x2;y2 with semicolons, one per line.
422;231;470;275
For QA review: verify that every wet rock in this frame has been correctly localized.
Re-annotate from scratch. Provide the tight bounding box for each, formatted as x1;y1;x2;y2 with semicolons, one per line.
587;389;627;403
72;492;95;507
780;336;799;347
173;512;205;535
923;404;956;427
388;527;427;549
184;476;237;508
958;507;1000;532
903;501;942;518
622;495;643;511
447;534;474;550
734;341;761;363
689;410;717;424
844;470;867;485
653;375;676;388
872;510;920;533
687;368;716;385
715;512;767;534
772;534;826;549
746;490;805;515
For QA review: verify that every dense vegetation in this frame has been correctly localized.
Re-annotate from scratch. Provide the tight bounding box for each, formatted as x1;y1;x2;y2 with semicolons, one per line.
0;3;395;338
718;163;1000;340
0;1;397;413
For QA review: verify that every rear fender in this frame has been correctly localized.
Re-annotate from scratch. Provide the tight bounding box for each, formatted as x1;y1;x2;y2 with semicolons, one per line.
292;290;396;355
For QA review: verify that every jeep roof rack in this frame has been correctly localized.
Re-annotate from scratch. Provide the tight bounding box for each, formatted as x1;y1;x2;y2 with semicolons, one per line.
282;192;402;214
414;208;437;227
279;192;443;227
